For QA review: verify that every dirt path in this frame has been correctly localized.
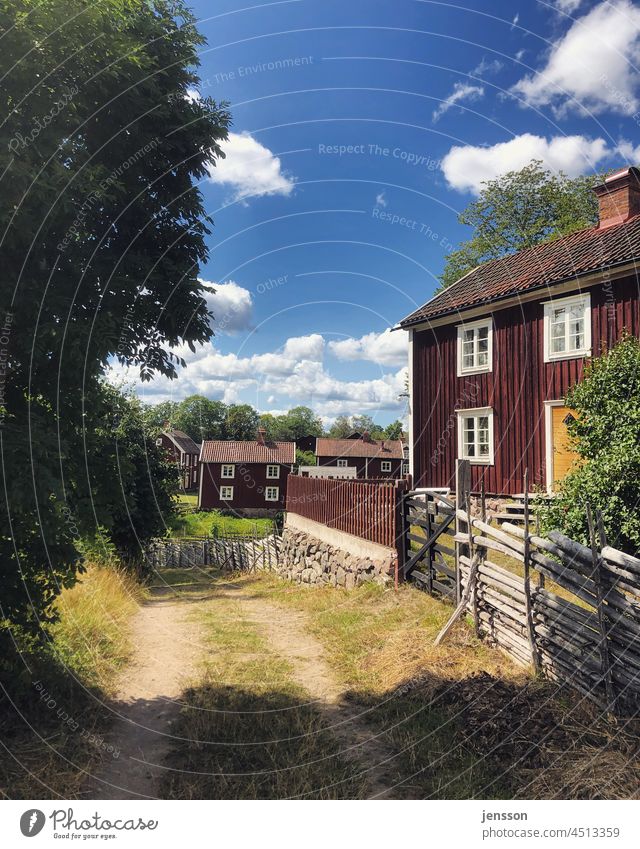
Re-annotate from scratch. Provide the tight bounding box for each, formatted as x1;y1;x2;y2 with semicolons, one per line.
87;591;209;800
88;578;398;800
219;583;399;799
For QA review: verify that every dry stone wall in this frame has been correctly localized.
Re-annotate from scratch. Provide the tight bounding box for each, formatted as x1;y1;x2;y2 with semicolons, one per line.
276;526;395;588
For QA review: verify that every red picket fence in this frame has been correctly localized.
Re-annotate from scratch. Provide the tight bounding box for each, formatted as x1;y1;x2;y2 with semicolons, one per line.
286;475;407;549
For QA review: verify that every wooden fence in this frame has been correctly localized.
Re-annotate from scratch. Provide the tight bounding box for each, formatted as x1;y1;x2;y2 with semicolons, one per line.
145;533;281;572
411;460;640;716
286;475;407;549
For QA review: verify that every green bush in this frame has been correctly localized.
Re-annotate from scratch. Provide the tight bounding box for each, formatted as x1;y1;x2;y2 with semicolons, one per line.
543;333;640;554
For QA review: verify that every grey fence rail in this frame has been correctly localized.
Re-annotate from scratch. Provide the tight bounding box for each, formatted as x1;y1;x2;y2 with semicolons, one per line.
145;534;282;572
405;460;640;716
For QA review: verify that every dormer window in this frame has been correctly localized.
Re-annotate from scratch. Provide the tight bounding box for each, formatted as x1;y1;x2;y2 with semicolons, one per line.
456;319;493;376
543;293;591;362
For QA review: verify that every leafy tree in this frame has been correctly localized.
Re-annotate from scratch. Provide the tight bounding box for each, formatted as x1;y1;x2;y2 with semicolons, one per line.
440;161;603;289
296;449;317;467
142;401;179;432
0;0;230;642
258;413;280;441
275;406;324;440
225;404;259;441
383;420;404;440
543;334;640;554
328;415;354;439
174;395;226;441
86;384;179;561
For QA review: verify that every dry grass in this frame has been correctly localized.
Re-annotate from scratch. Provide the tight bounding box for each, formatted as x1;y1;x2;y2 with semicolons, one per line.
0;564;144;798
52;564;145;692
209;571;640;799
162;586;366;799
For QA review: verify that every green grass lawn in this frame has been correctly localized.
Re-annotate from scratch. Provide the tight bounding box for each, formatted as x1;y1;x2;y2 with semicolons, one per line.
169;507;274;538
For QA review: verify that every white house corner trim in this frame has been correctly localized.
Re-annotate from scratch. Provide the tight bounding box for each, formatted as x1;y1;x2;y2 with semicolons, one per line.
408;328;415;482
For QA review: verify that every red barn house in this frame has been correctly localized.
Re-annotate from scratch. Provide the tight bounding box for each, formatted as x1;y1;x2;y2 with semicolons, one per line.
198;428;295;516
399;166;640;496
315;434;406;479
157;428;199;490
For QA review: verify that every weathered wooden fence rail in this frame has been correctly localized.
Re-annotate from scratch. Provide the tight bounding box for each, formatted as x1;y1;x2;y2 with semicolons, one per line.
286;475;408;549
145;534;281;572
404;460;640;716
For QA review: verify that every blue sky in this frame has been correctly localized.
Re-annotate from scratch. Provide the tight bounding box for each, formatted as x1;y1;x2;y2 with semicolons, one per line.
115;0;640;425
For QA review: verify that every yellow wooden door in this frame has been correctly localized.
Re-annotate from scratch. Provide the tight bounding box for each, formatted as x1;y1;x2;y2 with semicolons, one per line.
551;405;579;488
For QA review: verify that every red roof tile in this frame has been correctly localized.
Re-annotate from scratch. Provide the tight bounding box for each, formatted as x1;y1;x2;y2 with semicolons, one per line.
315;437;404;459
399;214;640;327
200;440;295;465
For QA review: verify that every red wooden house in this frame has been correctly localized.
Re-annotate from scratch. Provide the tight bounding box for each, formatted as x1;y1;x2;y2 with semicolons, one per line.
198;428;295;516
315;434;406;479
399;166;640;496
157;428;200;490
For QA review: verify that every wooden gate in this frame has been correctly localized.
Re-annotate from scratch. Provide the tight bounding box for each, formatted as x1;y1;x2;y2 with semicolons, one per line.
400;490;457;600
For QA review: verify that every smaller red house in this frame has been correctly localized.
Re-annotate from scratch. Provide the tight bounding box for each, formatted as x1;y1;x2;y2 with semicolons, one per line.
157;428;200;490
315;434;406;479
199;428;296;516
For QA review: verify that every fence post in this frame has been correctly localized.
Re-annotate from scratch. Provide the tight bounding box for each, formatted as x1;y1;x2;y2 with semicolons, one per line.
455;459;471;604
587;505;617;715
394;479;407;589
522;470;541;673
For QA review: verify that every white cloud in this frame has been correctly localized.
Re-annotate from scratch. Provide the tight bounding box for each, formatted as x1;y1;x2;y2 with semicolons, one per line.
108;332;406;416
329;329;408;367
441;133;610;194
200;279;254;334
554;0;583;12
207;131;296;200
472;58;503;76
512;0;640;116
432;82;485;122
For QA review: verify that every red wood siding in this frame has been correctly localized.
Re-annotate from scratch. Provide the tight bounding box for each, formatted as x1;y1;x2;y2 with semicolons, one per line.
412;277;640;495
317;456;403;479
157;434;199;490
286;476;404;548
199;462;291;510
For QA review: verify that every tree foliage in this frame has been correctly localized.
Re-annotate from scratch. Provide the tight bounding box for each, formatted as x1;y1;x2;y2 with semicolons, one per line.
543;334;640;555
440;161;602;289
0;0;230;640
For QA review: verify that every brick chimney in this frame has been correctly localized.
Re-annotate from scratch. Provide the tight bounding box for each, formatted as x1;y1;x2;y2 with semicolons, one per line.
361;430;371;443
256;427;266;445
594;166;640;229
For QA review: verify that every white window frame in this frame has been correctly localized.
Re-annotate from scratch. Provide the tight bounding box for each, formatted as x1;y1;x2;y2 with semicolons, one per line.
265;486;279;502
266;464;280;479
155;437;163;446
381;460;392;472
543;293;591;363
403;462;410;476
456;318;493;376
220;485;234;501
221;464;235;479
336;459;348;468
457;407;494;465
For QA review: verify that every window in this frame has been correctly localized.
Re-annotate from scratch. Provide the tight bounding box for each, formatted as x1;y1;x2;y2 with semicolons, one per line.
456;319;493;376
336;459;348;468
457;407;494;465
543;293;591;362
265;486;279;502
403;462;410;475
220;485;234;501
155;438;163;446
221;464;235;478
381;460;392;472
266;464;280;479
